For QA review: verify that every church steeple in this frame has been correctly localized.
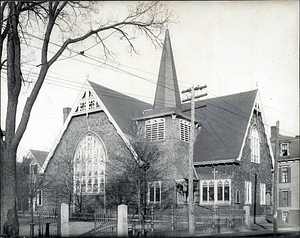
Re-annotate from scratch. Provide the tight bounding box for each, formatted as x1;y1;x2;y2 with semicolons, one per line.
153;30;181;109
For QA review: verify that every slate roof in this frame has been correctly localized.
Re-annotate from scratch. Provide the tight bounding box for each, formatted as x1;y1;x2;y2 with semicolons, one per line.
89;81;152;136
184;90;258;163
29;149;49;167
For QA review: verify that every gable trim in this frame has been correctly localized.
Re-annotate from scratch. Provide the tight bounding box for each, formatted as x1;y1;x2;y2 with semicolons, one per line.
236;91;274;169
41;81;138;173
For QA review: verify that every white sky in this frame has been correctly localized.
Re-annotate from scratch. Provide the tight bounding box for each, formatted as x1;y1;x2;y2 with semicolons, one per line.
0;1;299;160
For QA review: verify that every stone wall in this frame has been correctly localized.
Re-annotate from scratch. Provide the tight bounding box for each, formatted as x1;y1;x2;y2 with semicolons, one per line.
44;111;133;209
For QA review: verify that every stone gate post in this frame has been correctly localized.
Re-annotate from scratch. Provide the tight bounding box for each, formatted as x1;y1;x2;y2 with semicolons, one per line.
58;203;69;237
117;204;128;237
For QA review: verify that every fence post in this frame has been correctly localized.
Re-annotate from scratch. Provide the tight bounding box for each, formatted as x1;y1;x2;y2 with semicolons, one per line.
151;205;154;232
171;205;174;231
58;203;69;237
117;204;128;237
243;206;250;229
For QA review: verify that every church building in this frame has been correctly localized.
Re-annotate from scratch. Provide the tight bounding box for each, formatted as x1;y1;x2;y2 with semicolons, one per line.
41;30;274;222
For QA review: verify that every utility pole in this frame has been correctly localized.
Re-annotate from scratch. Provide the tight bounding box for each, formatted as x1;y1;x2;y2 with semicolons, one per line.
273;121;279;232
182;85;207;236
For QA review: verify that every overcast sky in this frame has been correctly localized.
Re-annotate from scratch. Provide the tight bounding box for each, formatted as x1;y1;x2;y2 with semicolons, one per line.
1;1;299;160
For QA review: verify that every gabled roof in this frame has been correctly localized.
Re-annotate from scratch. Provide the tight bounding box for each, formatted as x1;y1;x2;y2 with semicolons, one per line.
89;81;152;136
41;81;152;172
29;149;49;167
189;90;258;163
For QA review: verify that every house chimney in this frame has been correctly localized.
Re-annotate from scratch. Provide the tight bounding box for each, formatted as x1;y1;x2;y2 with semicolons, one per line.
63;107;71;123
271;126;277;139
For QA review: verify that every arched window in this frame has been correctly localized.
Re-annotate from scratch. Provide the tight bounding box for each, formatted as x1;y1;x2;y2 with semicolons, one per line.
74;134;106;195
251;126;260;163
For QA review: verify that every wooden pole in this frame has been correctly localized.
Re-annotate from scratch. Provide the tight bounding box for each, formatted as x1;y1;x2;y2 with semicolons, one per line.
273;121;279;232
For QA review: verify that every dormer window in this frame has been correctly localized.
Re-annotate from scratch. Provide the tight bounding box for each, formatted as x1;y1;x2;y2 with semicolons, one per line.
145;118;165;141
280;143;289;156
179;119;190;142
251;125;260;163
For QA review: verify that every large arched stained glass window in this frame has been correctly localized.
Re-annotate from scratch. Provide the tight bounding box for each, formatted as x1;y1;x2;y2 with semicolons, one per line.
74;134;106;195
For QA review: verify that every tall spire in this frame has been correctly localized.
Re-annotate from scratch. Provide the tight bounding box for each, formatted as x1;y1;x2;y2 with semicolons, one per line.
153;30;181;109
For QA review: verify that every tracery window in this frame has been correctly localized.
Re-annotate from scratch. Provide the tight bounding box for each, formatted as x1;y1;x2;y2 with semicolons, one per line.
200;179;231;204
74;134;106;195
251;126;260;163
74;89;101;114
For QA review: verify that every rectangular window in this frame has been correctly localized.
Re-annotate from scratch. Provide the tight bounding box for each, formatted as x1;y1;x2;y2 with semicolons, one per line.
145;118;165;141
235;189;240;204
279;167;291;183
218;182;223;201
202;185;208;201
224;184;230;201
179;119;191;142
31;164;38;175
148;182;161;204
38;190;42;205
209;182;214;201
282;211;289;223
280;143;289;156
245;181;252;204
260;183;266;205
280;191;291;207
282;191;288;206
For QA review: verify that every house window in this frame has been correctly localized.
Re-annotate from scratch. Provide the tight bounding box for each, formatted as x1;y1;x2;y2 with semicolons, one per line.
279;191;291;207
202;181;208;202
282;211;289;223
145;118;165;141
148;182;161;203
245;181;252;204
251;126;260;163
31;164;38;175
280;143;289;156
279;167;291;183
260;183;266;205
235;189;240;204
38;190;42;206
180;119;191;142
200;179;231;204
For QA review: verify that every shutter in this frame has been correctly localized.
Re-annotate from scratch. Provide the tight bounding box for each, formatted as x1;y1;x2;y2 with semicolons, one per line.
288;191;291;207
287;167;291;183
279;168;282;183
279;191;283;207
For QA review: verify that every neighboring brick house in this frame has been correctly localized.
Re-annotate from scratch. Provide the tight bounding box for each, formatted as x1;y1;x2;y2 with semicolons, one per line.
17;149;48;211
40;29;274;221
271;128;299;225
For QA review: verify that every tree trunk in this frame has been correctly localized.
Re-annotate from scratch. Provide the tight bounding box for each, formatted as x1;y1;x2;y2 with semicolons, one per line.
1;146;19;237
30;196;34;224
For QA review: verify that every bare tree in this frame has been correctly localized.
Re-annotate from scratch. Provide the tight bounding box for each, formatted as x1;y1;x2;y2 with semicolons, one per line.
105;132;171;235
16;158;47;224
0;1;172;236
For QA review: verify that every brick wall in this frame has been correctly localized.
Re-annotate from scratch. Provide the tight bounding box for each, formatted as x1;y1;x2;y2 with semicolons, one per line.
196;112;273;220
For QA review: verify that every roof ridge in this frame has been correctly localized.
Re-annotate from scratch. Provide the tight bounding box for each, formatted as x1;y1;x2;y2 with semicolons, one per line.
88;80;153;106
